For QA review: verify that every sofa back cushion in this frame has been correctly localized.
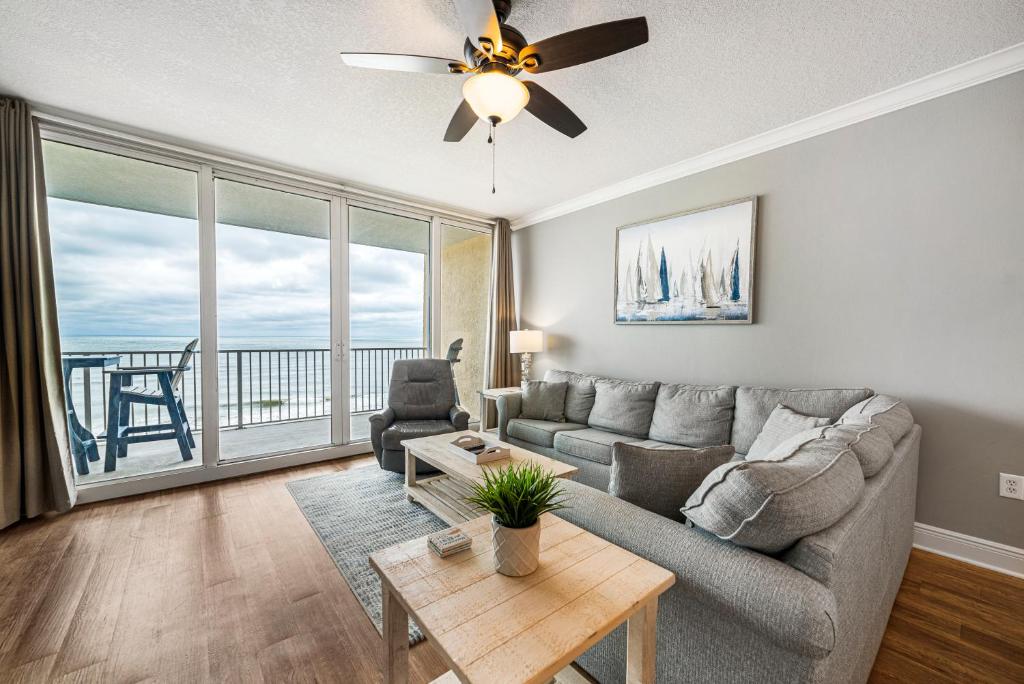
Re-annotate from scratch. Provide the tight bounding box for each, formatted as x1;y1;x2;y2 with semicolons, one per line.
544;369;597;424
520;380;567;421
731;386;874;454
610;442;734;522
648;384;736;447
746;404;830;459
839;394;914;445
827;421;894;477
388;359;457;420
588;379;661;438
682;424;866;553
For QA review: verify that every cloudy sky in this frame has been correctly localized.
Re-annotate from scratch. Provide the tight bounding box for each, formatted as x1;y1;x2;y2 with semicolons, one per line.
49;199;425;345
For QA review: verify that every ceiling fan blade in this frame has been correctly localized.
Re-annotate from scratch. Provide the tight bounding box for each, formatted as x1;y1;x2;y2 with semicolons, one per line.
444;99;478;142
340;53;466;74
523;82;586;138
519;17;648;74
453;0;503;53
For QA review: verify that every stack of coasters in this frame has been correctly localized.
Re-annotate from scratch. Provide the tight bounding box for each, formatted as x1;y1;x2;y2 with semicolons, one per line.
427;527;472;558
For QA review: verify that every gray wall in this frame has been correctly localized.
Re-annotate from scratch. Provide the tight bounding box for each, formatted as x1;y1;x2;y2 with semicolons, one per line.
513;71;1024;548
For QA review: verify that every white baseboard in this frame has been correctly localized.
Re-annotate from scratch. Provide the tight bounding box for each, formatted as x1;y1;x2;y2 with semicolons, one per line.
913;522;1024;579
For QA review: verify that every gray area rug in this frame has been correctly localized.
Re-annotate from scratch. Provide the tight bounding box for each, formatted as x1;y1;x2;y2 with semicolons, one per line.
286;465;448;645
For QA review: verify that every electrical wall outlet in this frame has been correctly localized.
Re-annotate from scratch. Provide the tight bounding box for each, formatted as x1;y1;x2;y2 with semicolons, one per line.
999;473;1024;500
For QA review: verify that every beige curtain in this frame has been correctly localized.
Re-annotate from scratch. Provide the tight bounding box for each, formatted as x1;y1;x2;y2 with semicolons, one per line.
485;218;520;425
0;96;76;529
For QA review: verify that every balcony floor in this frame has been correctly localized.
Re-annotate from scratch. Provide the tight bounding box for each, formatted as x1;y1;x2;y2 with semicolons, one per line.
77;414;371;485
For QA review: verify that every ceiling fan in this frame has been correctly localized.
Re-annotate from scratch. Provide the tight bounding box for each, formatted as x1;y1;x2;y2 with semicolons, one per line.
340;0;649;142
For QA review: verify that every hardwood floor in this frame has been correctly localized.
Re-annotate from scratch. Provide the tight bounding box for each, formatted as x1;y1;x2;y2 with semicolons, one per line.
0;456;1020;683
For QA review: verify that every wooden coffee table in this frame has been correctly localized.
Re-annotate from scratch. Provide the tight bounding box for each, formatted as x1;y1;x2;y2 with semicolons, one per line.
401;430;577;525
369;513;675;684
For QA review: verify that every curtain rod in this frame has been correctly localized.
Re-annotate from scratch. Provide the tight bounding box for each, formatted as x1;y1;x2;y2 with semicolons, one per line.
33;107;498;228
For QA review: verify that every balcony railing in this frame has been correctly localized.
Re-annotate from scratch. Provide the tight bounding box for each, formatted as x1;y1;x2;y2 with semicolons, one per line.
61;346;427;435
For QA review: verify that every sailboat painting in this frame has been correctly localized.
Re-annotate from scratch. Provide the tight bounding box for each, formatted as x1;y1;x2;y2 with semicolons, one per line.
614;197;757;324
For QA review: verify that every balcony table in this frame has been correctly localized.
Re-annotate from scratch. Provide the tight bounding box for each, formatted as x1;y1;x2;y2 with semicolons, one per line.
62;355;121;475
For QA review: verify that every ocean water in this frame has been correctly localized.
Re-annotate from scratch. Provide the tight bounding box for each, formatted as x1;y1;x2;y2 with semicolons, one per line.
61;335;424;433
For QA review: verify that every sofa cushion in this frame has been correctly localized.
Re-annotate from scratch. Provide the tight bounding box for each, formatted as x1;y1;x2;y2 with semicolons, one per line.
648;384;736;447
381;419;456;451
588;379;660;438
731;386;874;454
554;428;640;466
839;394;914;444
683;425;866;553
520;380;567;421
746;404;830;460
610;442;735;522
813;421;894;477
545;369;598;424
506;418;587;449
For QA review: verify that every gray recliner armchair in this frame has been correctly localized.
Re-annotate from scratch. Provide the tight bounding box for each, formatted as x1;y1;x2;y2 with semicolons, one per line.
369;358;470;474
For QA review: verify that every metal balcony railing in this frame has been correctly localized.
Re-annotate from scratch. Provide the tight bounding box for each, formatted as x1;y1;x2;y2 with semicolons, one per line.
61;346;427;435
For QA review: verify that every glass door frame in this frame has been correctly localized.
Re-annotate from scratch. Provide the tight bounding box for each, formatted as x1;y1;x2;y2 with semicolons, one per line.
38;121;494;502
346;199;435;442
209;169;340;460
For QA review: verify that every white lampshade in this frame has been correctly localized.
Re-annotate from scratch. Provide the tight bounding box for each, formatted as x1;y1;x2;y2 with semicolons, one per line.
509;329;543;354
462;72;530;124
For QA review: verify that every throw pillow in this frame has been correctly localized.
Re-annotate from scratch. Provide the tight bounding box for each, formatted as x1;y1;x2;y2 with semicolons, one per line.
609;442;735;522
774;422;893;478
519;380;568;422
731;386;873;454
682;426;866;553
746;404;830;459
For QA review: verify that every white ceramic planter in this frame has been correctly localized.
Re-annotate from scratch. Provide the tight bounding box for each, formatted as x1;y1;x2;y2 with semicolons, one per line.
491;517;540;577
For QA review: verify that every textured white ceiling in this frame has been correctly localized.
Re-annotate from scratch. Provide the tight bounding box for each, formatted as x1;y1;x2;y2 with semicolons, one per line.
2;1;1023;221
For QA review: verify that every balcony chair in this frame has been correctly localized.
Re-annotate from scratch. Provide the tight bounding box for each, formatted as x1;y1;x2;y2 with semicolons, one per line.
103;338;198;472
369;358;470;474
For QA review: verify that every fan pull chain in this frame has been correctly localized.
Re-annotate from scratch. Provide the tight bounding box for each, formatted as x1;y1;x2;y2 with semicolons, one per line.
489;121;497;194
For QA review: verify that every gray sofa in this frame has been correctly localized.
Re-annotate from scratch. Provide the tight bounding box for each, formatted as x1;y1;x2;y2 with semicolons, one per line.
496;369;920;684
369;359;470;474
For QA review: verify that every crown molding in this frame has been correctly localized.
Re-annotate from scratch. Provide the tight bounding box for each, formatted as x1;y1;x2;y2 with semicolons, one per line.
914;522;1024;579
510;42;1024;230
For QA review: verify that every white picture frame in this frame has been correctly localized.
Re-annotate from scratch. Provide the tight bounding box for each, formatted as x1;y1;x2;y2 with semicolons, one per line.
614;196;757;325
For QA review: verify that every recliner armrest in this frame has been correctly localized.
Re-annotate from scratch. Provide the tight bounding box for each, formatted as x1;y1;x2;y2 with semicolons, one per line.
496;392;522;441
368;408;396;461
450;405;470;430
369;407;395;428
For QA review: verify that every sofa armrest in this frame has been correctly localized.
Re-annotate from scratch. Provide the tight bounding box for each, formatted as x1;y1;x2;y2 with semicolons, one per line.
368;407;395;460
555;479;837;659
450;405;470;430
496;392;522;441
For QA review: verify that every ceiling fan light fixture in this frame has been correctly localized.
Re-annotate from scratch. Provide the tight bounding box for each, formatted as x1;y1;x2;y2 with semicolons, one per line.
462;71;530;124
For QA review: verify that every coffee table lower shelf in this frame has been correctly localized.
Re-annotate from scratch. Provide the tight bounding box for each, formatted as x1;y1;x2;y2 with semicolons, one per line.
405;473;484;525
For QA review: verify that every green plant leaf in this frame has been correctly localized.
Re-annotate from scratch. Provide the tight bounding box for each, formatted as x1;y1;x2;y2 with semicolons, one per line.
465;461;568;528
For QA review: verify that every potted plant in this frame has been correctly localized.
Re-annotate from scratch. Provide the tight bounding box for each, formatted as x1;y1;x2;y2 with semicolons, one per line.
466;461;567;577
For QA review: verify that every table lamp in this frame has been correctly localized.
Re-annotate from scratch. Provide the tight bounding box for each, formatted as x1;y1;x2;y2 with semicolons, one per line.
509;329;543;388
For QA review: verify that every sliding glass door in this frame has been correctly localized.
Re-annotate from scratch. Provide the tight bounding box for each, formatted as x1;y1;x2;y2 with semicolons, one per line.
347;205;431;441
214;178;333;461
41;128;493;492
